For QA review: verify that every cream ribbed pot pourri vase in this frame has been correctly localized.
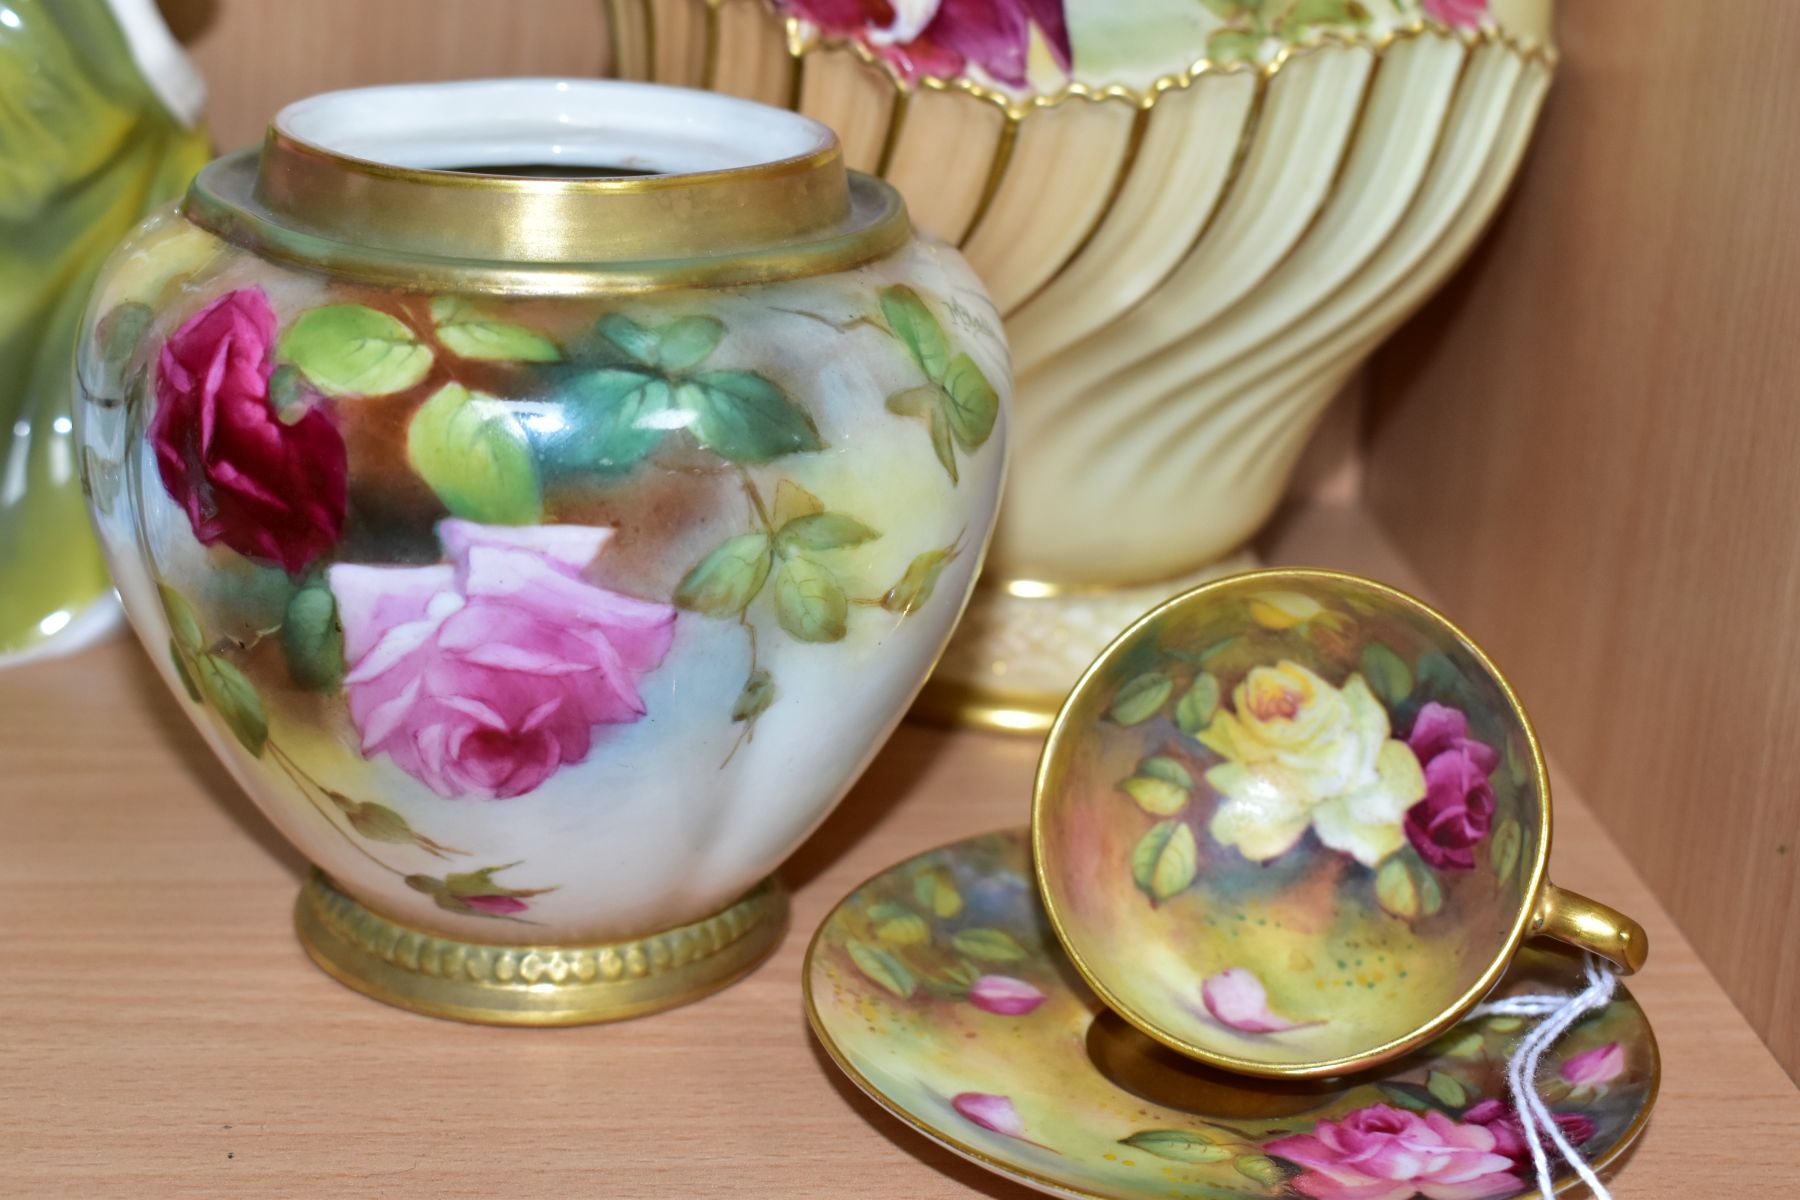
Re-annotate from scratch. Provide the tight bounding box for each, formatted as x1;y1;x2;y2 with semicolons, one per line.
606;0;1555;731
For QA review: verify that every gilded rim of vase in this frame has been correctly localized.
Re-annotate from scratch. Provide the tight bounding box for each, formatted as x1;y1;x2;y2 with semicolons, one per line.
182;79;913;295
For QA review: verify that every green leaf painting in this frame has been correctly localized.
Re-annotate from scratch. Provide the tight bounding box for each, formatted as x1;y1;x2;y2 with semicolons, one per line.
1110;672;1173;726
281;578;344;692
775;512;879;554
278;304;433;397
1122;756;1193;816
878;286;1000;483
168;640;201;702
1175;672;1221;735
563;313;822;471
158;582;202;655
774;555;849;643
194;652;267;757
1490;818;1523;880
1119;1130;1231;1164
406;861;555;920
1234;1155;1288;1186
880;286;952;381
869;903;930;946
1426;1070;1467;1108
847;939;916;999
950;928;1028;962
941;353;999;449
406;383;543;524
1361;642;1413;706
882;543;961;616
430;296;560;362
678;371;824;463
650;316;726;371
913;869;963;918
1132;820;1198;901
674;533;775;617
559;368;672;473
731;668;776;724
96;301;153;392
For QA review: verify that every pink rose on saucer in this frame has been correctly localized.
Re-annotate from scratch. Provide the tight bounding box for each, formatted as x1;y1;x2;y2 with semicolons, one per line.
1266;1103;1518;1200
969;975;1046;1016
1559;1042;1626;1088
1464;1098;1597;1169
1404;703;1500;871
330;521;676;799
952;1092;1026;1139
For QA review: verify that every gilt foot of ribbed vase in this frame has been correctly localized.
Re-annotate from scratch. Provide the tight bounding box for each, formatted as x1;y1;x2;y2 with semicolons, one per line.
295;871;788;1026
913;552;1262;734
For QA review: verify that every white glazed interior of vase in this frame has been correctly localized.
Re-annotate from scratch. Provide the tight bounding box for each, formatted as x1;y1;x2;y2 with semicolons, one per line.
276;78;834;175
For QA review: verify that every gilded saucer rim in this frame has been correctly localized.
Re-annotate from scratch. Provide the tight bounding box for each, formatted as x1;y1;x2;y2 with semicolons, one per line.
803;827;1661;1200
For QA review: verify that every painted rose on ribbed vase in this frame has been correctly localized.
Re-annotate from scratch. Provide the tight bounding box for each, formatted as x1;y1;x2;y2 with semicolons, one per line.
778;0;1072;86
73;79;1007;1025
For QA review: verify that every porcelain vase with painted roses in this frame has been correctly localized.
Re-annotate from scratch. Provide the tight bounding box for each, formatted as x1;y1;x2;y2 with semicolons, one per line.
72;79;1008;1024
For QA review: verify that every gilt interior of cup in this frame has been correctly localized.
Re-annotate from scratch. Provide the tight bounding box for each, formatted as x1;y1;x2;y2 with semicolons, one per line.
1032;569;1553;1077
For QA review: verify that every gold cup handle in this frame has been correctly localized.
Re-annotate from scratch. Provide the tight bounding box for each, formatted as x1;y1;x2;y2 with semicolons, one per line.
1531;883;1650;975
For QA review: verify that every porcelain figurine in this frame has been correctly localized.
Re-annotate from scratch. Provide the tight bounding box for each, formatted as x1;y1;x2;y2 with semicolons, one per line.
607;0;1557;730
72;79;1008;1024
0;0;208;666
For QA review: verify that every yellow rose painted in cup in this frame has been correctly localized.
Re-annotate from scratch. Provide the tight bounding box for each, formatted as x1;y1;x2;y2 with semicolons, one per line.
1198;662;1425;867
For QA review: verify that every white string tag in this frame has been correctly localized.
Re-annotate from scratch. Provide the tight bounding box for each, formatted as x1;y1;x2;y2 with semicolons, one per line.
1467;954;1619;1200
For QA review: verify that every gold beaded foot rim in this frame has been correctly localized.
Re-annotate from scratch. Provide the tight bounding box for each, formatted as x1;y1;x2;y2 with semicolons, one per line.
295;871;788;1026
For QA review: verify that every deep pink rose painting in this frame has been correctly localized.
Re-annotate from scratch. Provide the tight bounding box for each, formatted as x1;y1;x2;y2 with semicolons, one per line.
1266;1103;1519;1200
1464;1098;1597;1170
1423;0;1488;29
1559;1042;1626;1088
151;288;347;575
461;894;530;916
782;0;1072;86
968;975;1046;1016
1404;702;1500;871
329;521;677;800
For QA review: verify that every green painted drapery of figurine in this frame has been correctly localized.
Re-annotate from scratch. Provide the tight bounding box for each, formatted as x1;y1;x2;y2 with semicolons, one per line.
0;0;209;662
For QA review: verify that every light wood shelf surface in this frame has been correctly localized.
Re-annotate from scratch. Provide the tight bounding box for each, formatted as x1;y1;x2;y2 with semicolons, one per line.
3;503;1795;1197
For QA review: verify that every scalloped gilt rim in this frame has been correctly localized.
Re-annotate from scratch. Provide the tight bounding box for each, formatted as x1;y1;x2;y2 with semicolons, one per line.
771;13;1558;120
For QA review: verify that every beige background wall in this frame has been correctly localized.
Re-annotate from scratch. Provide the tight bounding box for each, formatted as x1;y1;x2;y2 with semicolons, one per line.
161;0;609;149
1367;0;1800;1077
158;0;1794;1076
